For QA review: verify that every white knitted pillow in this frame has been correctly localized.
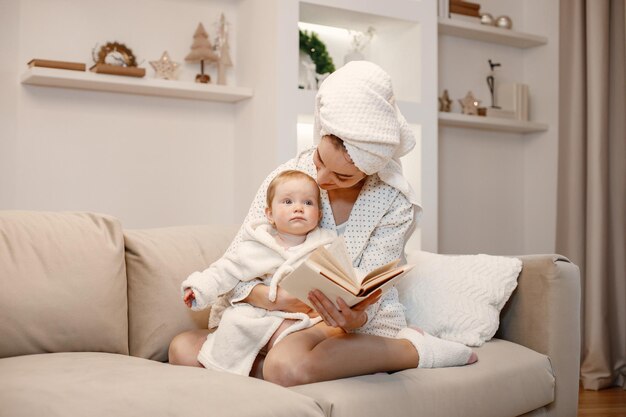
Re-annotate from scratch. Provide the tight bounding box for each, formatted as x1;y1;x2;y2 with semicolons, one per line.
396;251;522;347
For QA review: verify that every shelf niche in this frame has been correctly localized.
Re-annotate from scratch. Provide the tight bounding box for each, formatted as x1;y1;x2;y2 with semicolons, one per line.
21;67;253;102
298;2;422;107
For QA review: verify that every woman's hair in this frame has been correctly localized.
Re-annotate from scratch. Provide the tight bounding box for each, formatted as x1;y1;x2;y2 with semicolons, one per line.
266;170;321;208
326;134;346;151
325;134;356;164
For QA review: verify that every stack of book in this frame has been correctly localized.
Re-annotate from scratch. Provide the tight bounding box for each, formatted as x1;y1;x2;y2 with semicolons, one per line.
496;83;530;121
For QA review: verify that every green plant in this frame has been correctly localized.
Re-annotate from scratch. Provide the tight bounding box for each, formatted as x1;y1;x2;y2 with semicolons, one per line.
299;30;335;74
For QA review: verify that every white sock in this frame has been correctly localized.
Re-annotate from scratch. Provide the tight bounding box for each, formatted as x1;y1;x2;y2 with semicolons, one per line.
396;328;476;368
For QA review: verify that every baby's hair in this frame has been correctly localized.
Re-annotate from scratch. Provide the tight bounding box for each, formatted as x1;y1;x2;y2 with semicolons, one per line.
266;170;321;209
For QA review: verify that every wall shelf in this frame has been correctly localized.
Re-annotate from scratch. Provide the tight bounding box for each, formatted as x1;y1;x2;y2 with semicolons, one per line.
438;112;548;133
438;18;548;48
20;67;253;102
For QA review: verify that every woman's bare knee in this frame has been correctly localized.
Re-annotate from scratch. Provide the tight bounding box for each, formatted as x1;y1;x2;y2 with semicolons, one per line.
263;352;301;386
263;344;329;387
265;352;329;386
168;329;210;367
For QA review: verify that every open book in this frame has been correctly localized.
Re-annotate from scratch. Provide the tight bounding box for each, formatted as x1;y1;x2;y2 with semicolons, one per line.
279;237;414;308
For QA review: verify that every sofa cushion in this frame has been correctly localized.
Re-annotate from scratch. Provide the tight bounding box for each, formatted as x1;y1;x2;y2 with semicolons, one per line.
124;225;238;362
397;251;522;346
0;352;328;417
291;339;554;417
0;211;128;358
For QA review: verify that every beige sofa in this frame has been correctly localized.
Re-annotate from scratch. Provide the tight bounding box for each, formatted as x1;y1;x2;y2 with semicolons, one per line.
0;211;581;417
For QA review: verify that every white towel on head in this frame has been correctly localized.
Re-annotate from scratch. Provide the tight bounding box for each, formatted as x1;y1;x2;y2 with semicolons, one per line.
314;61;418;204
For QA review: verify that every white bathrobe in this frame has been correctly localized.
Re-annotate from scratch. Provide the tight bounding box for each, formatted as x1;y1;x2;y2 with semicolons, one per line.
181;220;336;375
181;219;336;310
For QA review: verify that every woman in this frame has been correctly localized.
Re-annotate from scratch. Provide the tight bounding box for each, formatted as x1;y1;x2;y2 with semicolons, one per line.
169;61;476;386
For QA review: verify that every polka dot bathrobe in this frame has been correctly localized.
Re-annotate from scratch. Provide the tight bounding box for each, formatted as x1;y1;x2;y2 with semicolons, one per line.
218;148;420;338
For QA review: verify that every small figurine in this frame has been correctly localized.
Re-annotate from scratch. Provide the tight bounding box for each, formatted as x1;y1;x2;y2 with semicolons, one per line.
214;13;233;85
302;60;317;90
150;51;180;80
439;89;453;112
185;23;218;83
459;91;481;115
486;59;501;108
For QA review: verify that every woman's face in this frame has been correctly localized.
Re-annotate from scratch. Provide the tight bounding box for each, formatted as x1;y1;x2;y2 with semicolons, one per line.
313;136;366;191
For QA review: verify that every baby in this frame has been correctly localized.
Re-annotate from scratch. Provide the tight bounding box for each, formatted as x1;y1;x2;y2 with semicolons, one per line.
181;170;336;375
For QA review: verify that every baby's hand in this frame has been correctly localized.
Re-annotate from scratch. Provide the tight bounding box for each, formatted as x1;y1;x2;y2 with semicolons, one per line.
274;287;317;317
183;288;195;308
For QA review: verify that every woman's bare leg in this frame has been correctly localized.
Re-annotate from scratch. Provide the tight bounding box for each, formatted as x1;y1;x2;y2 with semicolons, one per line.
250;353;266;379
262;323;419;387
250;319;297;379
168;329;211;367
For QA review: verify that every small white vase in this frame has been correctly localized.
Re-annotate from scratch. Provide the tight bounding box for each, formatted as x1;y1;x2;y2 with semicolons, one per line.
344;50;365;65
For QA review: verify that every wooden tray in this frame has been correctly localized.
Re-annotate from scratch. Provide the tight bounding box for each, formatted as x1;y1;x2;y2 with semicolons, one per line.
89;64;146;78
28;59;86;72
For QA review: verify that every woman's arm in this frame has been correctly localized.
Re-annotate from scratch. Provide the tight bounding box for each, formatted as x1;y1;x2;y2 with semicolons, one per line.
356;192;416;272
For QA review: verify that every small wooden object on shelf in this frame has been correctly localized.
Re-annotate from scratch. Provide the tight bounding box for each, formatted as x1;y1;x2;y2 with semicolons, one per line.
185;23;218;84
28;59;85;72
89;63;146;78
450;0;480;17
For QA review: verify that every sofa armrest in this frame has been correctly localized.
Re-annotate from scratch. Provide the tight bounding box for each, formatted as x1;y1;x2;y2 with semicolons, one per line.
497;254;581;417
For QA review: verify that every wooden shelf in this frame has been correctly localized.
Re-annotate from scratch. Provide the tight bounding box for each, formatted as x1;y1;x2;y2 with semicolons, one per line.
438;18;548;48
438;112;548;133
21;67;253;102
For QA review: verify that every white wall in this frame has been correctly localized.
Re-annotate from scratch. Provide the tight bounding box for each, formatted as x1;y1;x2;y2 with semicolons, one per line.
522;0;559;255
233;0;299;223
438;0;559;255
1;0;243;229
2;0;560;255
0;0;20;209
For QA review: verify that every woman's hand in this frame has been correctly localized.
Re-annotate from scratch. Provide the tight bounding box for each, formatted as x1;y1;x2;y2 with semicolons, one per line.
307;289;382;332
183;288;195;308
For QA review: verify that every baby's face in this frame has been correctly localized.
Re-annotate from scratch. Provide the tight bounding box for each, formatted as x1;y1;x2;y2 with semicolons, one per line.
266;178;321;236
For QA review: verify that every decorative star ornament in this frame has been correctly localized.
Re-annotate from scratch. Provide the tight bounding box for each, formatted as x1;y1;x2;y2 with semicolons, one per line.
459;91;481;115
439;89;452;112
150;51;180;80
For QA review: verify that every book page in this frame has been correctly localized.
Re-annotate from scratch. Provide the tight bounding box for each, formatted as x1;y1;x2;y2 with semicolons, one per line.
325;237;356;282
305;257;359;294
360;259;401;285
308;246;347;281
309;237;358;285
358;264;415;295
279;261;363;308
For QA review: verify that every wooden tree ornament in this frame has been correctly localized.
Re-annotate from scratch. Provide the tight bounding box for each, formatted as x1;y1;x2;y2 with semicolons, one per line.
215;14;233;85
185;23;218;83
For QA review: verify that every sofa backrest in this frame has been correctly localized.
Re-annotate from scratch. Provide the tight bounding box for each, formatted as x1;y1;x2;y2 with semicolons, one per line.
124;225;238;362
0;211;129;358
